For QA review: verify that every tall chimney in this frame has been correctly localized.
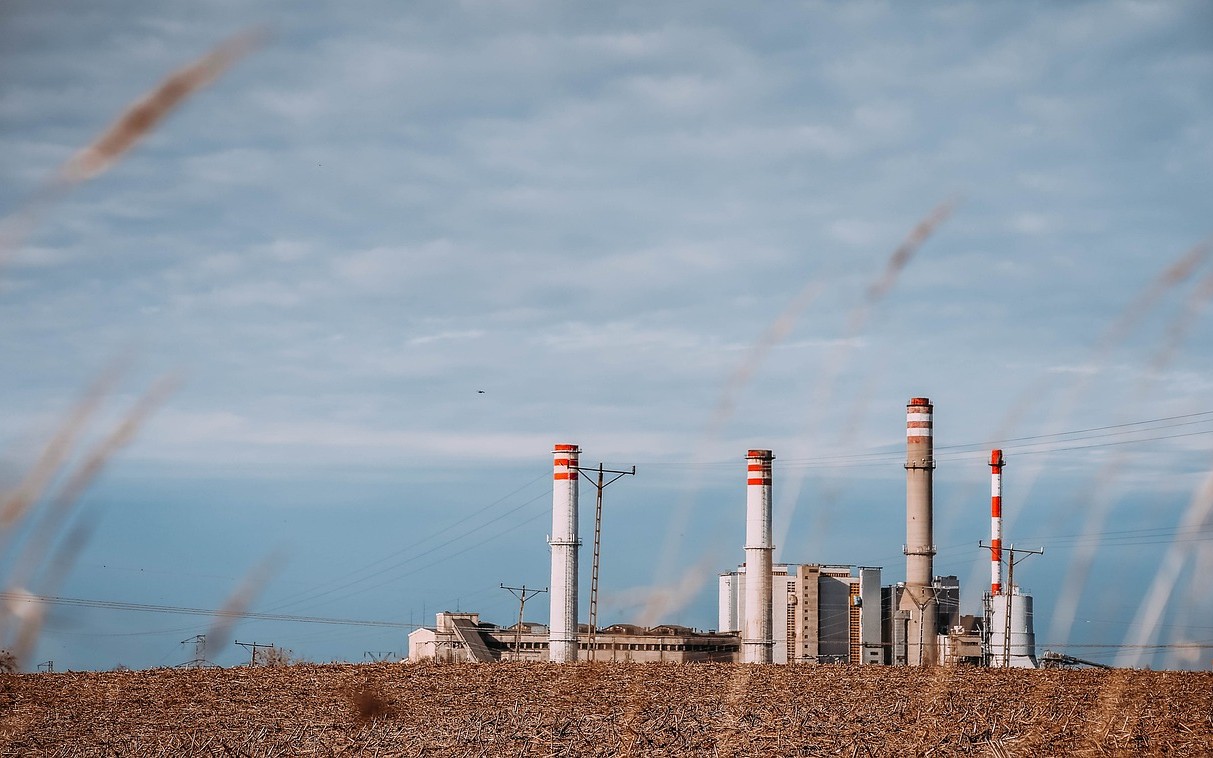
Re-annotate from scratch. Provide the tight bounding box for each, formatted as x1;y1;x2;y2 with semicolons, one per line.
742;449;774;664
990;449;1004;596
549;444;580;663
903;398;937;665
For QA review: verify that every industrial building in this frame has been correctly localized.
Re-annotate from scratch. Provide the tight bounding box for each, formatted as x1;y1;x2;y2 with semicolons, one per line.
407;397;1040;668
718;565;978;665
715;399;1035;668
408;612;736;663
719;563;883;664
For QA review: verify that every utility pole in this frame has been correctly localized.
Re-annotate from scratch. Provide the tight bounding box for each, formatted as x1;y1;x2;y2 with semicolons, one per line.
235;640;275;667
179;634;216;669
499;584;547;661
978;541;1044;667
363;651;398;662
36;660;53;673
575;462;635;661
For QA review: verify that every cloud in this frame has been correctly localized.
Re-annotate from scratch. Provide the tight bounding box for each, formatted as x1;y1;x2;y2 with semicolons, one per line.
332;241;458;293
407;329;485;346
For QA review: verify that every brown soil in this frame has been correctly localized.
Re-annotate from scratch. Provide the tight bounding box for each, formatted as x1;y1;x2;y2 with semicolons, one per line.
1;662;1210;756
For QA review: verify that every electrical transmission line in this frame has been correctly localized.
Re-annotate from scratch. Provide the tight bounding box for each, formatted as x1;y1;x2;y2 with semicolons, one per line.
1;592;415;629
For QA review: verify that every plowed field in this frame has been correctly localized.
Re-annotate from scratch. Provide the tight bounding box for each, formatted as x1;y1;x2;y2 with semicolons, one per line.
2;662;1211;756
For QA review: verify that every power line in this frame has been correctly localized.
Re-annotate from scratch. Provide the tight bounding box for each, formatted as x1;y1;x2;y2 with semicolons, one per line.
281;499;553;614
657;409;1213;469
797;426;1213;469
935;411;1213;453
1;591;416;629
1015;523;1213;550
268;482;552;613
1044;642;1213;650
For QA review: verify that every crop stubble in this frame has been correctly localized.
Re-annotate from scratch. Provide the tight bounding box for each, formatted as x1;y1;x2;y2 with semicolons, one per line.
1;662;1211;756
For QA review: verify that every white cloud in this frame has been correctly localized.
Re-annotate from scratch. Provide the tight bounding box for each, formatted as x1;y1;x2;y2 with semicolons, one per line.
407;329;485;346
332;240;458;293
1009;212;1061;237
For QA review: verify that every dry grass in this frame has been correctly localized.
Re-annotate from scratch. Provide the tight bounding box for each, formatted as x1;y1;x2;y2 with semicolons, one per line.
0;662;1210;756
0;29;258;668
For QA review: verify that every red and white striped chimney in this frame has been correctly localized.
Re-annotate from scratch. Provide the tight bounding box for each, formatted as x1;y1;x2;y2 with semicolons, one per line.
990;449;1004;596
742;449;774;664
549;444;580;663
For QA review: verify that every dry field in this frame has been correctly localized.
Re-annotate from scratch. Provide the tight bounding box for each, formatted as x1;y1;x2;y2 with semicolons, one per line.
1;662;1210;756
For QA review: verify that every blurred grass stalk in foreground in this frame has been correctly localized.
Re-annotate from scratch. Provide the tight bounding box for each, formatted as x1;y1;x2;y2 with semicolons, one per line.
0;30;262;669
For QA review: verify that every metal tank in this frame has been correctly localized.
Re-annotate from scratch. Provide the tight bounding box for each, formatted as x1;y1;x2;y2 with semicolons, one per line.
988;590;1038;668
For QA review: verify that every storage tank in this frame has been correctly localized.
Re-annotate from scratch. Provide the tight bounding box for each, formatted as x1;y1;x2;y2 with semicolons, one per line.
988;589;1038;668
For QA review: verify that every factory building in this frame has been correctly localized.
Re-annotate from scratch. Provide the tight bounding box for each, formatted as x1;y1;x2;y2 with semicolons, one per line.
719;565;981;665
884;575;966;665
408;612;737;663
719;564;883;664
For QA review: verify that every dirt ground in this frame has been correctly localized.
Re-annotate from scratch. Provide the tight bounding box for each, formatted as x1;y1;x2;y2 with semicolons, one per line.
1;662;1210;756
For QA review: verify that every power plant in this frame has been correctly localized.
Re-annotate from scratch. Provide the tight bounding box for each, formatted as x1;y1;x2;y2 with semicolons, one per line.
408;396;1041;668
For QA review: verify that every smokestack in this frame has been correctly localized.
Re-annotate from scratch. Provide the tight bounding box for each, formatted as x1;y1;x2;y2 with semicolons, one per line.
990;449;1004;596
549;444;580;663
903;397;937;665
742;449;774;664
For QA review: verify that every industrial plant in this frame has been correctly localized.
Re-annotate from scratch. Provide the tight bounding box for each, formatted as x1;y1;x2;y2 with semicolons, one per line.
408;397;1040;667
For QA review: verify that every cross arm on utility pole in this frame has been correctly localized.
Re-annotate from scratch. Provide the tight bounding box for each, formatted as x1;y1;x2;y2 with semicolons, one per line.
234;640;275;667
979;541;1045;565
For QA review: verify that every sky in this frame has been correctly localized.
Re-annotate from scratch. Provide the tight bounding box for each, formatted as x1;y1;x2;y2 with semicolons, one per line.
1;0;1212;671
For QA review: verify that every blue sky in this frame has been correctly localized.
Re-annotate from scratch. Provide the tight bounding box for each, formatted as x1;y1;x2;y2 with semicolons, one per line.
2;0;1212;670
